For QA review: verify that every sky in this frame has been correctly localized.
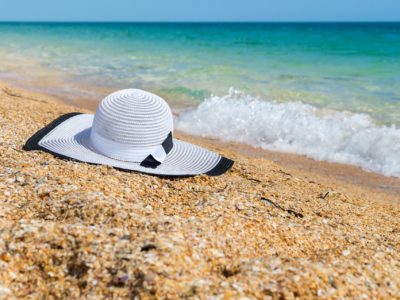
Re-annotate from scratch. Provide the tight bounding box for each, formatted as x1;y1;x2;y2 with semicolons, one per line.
0;0;399;22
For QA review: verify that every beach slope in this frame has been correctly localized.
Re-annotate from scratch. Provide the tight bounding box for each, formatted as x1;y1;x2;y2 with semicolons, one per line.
0;83;399;299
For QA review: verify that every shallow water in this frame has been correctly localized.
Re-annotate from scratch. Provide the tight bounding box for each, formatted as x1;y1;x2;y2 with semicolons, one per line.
1;22;399;176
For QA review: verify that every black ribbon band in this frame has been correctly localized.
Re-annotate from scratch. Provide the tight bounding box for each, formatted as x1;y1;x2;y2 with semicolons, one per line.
140;132;173;169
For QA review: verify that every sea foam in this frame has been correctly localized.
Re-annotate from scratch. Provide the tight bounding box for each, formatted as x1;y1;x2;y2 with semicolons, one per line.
176;88;400;178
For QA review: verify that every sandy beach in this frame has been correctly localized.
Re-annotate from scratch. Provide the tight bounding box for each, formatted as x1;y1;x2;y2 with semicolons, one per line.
1;81;400;298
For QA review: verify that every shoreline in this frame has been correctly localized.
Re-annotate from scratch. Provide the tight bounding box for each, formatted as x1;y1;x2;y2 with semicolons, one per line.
186;135;400;203
73;88;400;205
2;79;399;204
1;80;400;298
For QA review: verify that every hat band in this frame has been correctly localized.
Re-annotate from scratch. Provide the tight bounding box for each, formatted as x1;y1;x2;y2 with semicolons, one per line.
140;132;173;169
89;130;173;165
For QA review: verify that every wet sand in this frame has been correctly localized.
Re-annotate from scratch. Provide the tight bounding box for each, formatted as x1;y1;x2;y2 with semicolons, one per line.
188;135;400;205
0;82;399;299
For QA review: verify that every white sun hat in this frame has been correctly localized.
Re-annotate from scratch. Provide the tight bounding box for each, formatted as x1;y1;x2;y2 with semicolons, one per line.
24;89;233;177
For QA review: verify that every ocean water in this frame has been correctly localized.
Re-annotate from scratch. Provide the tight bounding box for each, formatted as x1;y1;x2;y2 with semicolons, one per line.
0;23;399;177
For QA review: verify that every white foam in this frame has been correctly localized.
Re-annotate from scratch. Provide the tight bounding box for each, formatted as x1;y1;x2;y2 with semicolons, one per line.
176;88;400;178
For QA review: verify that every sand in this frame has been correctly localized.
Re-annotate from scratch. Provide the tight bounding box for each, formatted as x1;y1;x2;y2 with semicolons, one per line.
0;82;399;299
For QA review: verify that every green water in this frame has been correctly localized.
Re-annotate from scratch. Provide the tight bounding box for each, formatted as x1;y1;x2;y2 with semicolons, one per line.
0;22;399;123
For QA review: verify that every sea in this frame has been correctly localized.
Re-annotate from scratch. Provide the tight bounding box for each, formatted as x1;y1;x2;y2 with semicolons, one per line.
0;22;399;177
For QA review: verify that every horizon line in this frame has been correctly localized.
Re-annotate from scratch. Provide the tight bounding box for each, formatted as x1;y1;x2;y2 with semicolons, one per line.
0;20;400;24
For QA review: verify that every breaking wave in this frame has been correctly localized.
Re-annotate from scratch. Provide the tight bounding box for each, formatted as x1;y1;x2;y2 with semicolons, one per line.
176;88;400;177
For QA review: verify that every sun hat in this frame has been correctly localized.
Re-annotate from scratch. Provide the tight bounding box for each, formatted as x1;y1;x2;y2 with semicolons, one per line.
24;89;234;177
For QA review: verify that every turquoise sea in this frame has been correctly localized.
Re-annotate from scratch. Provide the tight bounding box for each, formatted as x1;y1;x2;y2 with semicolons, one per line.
0;23;399;176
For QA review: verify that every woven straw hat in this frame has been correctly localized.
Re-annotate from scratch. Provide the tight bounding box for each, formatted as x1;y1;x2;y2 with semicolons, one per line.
24;89;233;176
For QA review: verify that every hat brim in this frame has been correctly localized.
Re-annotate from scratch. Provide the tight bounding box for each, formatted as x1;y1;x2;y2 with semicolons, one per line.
24;113;234;177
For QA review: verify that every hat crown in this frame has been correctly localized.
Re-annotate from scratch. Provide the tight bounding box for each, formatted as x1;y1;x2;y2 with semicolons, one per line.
92;89;173;148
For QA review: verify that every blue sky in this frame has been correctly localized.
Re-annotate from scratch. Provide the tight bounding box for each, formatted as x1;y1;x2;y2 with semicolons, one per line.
0;0;399;22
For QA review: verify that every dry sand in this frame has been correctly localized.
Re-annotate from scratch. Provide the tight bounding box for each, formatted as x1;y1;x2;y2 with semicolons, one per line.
0;82;399;299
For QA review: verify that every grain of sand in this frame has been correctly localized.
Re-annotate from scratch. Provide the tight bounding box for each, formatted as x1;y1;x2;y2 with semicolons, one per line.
0;82;399;299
